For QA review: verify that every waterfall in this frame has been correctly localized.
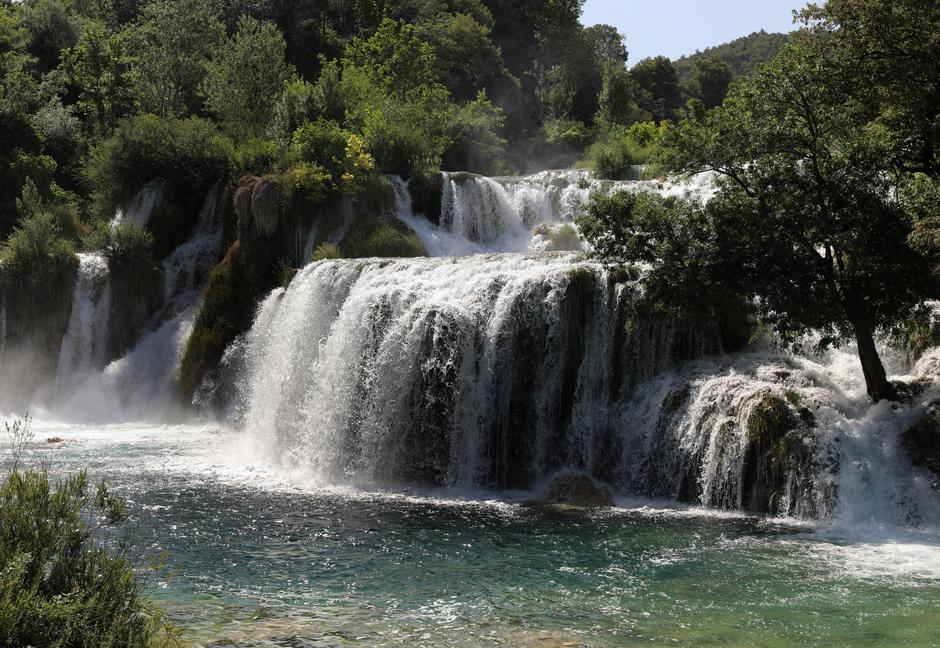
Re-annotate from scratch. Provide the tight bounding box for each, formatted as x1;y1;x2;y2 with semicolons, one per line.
55;253;112;398
51;190;223;422
393;170;715;257
109;180;164;229
162;188;222;306
212;252;940;527
0;292;6;363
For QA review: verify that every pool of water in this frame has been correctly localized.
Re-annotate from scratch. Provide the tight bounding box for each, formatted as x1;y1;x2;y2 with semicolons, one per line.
6;420;940;647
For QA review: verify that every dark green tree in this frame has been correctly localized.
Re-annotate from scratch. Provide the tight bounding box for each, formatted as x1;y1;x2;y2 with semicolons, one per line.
693;55;732;109
631;55;682;122
130;0;225;116
202;15;292;136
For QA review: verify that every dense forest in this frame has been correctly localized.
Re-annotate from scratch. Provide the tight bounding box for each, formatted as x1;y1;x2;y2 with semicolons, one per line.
0;0;736;246
674;30;790;85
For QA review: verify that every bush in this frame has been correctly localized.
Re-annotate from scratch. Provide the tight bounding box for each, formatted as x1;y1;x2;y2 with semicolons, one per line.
0;417;176;647
85;220;159;288
86;114;230;219
339;212;425;258
0;210;77;292
280;162;330;204
311;242;340;261
228;136;282;178
583;122;667;180
291;119;374;194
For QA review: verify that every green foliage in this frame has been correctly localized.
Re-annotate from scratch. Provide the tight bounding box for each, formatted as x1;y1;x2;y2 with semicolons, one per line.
227;136;281;178
202;15;292;137
344;18;438;98
443;91;507;175
0;209;77;292
86;113;229;217
339;212;426;259
84;219;157;288
291;119;374;194
130;0;225;117
693;56;733;109
311;242;340;261
0;417;175;647
61;22;135;135
584;123;665;180
631;56;682;123
798;0;940;178
674;31;790;88
280;162;330;204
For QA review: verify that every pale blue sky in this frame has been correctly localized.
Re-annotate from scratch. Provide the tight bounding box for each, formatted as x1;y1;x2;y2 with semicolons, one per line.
581;0;803;65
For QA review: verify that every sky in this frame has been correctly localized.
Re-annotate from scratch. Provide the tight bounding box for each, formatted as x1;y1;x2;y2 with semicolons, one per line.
581;0;803;64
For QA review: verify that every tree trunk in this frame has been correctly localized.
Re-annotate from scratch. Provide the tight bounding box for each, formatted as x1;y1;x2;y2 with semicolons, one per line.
851;318;897;402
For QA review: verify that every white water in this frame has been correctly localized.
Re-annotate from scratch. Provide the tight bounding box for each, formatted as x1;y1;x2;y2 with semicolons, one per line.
55;253;112;399
50;190;222;423
393;170;716;256
161;188;222;306
209;250;940;530
109;180;163;229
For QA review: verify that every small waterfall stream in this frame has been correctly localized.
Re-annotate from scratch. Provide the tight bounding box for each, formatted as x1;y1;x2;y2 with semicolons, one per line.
55;253;112;398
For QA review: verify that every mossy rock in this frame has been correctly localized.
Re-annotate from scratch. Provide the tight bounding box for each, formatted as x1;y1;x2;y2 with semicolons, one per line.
902;406;940;487
339;212;426;259
740;390;806;514
546;473;614;508
106;260;163;360
408;171;443;224
180;242;264;400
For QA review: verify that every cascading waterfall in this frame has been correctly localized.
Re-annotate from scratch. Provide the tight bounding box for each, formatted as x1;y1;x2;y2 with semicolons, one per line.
109;180;163;228
216;249;940;526
55;253;112;398
52;190;222;422
0;292;6;364
393;170;716;257
162;188;222;306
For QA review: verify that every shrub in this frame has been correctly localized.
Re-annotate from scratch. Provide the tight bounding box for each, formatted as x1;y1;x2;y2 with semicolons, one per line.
228;136;282;178
584;122;668;180
0;417;177;647
339;212;425;258
311;242;340;261
280;162;330;204
291;119;374;194
86;114;230;219
0;210;77;292
85;220;159;288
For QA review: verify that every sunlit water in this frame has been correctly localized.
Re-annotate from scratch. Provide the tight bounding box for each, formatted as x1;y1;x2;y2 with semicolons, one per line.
5;419;939;648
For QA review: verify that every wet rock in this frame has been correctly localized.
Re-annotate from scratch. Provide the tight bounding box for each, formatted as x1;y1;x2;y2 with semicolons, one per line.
46;437;64;444
251;177;282;238
902;403;940;488
546;473;614;508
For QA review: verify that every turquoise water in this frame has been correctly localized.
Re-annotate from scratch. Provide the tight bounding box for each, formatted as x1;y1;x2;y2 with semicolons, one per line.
9;421;940;647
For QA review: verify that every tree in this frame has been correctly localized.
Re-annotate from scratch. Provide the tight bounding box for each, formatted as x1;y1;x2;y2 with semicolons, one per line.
798;0;940;179
202;15;291;136
343;18;438;99
693;55;732;109
671;42;934;401
61;22;135;135
130;0;225;116
631;56;682;122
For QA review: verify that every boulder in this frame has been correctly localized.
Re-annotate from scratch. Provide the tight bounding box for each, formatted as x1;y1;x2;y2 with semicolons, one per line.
546;473;614;508
903;404;940;489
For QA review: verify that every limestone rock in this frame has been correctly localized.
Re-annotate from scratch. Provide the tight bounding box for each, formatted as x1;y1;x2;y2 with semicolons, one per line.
546;473;614;508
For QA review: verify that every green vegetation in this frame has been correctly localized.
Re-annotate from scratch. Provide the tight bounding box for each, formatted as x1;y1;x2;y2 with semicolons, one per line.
674;30;790;89
580;1;940;403
339;212;426;259
1;417;176;647
583;122;667;180
86;114;229;219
